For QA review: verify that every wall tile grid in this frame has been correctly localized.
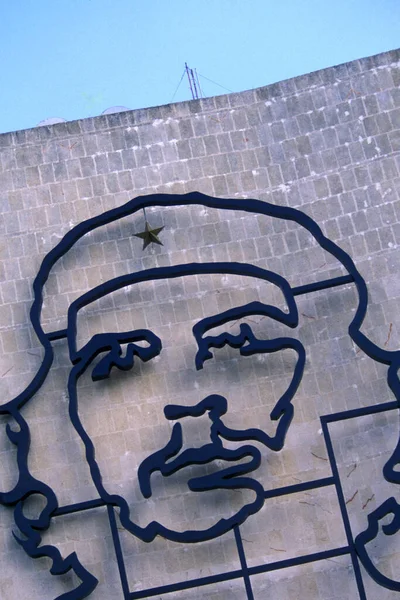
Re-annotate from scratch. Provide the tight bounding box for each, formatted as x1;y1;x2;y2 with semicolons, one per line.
0;48;399;599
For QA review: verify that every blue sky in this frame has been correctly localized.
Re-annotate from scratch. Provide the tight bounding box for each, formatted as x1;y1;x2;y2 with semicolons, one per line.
1;0;399;134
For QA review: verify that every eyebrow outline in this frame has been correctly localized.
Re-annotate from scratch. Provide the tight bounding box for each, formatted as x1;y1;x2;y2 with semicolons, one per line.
66;262;297;361
193;302;298;370
70;329;162;375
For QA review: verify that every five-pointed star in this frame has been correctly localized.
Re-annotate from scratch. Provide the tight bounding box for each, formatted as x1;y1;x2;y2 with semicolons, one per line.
134;221;164;250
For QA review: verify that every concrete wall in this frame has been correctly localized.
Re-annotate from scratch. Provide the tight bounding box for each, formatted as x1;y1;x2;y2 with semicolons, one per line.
0;48;400;599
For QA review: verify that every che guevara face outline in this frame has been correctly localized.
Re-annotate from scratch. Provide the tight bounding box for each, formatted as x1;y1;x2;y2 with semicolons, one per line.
1;192;400;595
66;261;306;543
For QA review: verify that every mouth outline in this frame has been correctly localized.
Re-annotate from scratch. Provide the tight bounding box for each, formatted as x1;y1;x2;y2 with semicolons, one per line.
134;424;266;544
160;441;262;492
138;420;263;498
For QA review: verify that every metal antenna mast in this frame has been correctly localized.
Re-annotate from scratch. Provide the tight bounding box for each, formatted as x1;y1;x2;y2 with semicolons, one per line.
185;62;201;100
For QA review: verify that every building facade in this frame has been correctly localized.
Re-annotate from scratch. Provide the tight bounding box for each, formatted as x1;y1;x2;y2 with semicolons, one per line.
0;48;400;599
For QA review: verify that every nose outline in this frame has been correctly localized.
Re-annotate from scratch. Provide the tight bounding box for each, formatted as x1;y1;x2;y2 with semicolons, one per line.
138;393;263;500
164;394;227;422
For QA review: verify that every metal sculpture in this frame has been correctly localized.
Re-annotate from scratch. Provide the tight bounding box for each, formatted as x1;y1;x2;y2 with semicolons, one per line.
0;191;399;600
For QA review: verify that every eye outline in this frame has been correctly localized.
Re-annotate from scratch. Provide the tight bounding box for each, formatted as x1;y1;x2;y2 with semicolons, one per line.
193;301;299;371
73;329;162;381
195;323;257;370
195;321;302;373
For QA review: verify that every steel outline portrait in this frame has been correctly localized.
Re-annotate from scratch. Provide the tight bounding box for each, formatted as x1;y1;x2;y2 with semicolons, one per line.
0;191;400;600
67;260;306;544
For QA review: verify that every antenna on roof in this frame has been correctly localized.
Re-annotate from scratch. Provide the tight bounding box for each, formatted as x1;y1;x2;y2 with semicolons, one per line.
185;63;202;100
